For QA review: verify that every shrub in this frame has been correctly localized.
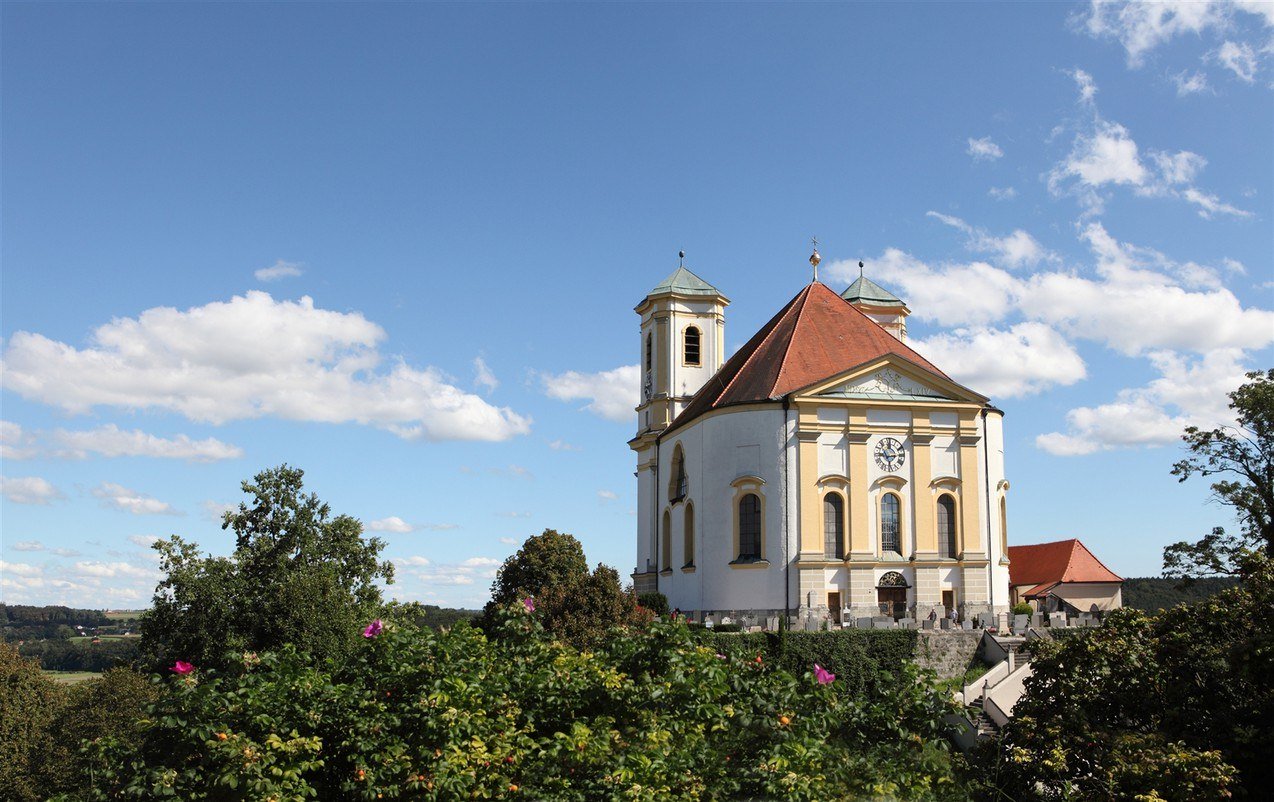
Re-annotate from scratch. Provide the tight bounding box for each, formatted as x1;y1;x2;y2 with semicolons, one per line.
636;591;668;616
1010;602;1033;617
695;629;918;696
0;643;66;802
83;607;965;801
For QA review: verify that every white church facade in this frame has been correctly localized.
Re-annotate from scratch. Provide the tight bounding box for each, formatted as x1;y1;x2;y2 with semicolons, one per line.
629;259;1012;623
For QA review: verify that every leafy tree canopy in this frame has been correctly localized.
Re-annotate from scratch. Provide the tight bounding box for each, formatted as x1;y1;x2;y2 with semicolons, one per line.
1165;369;1274;580
139;465;393;672
483;529;646;648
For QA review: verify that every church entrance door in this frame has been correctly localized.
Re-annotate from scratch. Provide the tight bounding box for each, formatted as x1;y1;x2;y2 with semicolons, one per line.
877;588;907;619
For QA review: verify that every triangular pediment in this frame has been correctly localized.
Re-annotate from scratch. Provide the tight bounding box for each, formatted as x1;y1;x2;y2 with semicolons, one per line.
797;356;988;405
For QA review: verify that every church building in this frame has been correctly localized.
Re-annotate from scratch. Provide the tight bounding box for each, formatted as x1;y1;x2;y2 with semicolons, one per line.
629;254;1012;623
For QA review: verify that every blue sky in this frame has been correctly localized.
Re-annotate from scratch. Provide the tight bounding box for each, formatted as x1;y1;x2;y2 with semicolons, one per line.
3;1;1272;609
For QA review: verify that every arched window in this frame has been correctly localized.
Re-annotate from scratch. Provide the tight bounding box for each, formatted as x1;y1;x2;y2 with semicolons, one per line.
683;504;695;567
645;333;653;372
738;494;761;560
661;510;672;571
669;446;687;501
1000;497;1009;553
937;494;957;558
823;493;845;560
880;493;901;556
684;326;701;366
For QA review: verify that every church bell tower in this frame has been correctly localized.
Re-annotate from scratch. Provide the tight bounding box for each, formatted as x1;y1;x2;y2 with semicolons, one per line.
633;255;729;435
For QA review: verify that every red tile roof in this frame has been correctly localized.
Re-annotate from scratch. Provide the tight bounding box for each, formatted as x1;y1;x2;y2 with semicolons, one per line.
1008;539;1122;587
669;282;953;431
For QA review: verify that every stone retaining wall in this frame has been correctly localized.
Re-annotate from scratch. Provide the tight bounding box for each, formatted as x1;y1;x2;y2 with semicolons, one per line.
912;631;984;680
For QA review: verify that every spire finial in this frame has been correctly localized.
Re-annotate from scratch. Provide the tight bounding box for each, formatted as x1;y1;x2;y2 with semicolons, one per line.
859;260;864;279
678;250;685;268
808;237;822;283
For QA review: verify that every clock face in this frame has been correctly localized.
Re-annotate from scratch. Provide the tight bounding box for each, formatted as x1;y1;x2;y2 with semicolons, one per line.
874;437;906;472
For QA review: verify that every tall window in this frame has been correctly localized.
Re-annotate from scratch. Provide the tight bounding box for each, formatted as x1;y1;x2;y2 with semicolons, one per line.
669;446;687;501
823;494;845;559
645;333;653;372
738;494;761;560
684;326;701;366
880;493;901;555
683;504;695;567
661;510;671;571
937;494;957;558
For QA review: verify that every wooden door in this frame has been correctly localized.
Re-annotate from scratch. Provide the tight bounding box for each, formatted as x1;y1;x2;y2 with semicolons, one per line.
877;588;907;619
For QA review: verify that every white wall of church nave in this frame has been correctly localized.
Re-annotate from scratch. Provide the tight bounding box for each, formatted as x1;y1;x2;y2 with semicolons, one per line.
654;407;793;612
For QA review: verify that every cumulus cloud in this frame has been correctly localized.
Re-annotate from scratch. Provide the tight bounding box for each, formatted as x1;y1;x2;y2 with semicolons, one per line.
0;557;159;607
926;212;1056;268
1;476;64;505
12;540;45;552
547;439;581;451
966;136;1004;161
368;516;415;533
1215;40;1259;81
395;555;501;587
499;537;519;545
92;482;180;516
473;356;499;395
51;424;242;462
1;421;38;460
1069;68;1099;103
988;186;1018;200
201;500;237;522
254;259;303;282
1037;349;1248;455
540;364;639;423
127;535;160;548
1172;70;1211;95
913;324;1087;398
0;292;531;442
597;489;619;502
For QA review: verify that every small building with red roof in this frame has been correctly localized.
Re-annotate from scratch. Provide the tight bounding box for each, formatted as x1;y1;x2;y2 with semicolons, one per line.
1008;539;1123;613
629;253;1012;624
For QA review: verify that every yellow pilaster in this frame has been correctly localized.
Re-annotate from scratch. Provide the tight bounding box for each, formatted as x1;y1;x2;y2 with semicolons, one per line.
957;412;984;557
847;410;871;558
797;426;822;557
911;433;936;555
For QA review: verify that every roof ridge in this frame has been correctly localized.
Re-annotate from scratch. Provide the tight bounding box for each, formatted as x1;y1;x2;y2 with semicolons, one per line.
832;285;951;380
1070;539;1122;582
769;284;819;398
717;284;812;405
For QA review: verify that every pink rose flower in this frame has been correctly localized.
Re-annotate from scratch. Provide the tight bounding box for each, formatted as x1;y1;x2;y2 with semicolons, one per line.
522;597;535;613
814;663;835;685
170;660;194;675
362;619;384;638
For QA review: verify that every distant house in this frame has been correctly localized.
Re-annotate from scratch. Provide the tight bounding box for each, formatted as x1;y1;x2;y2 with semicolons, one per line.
1008;539;1122;614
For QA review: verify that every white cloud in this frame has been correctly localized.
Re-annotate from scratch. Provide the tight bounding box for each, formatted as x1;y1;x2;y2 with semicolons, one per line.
395;555;432;567
1215;40;1259;81
988;186;1018;200
92;482;180;516
1;560;43;578
926;212;1055;268
1069;67;1099;103
1172;70;1211;95
547;439;582;451
397;556;501;587
499;537;518;545
913;323;1087;398
202;500;237;521
1;421;38;460
1037;349;1248;455
462;557;501;568
72;560;156;580
1;476;64;505
127;535;160;547
966;136;1004;161
827;251;1018;328
497;511;532;519
540;364;638;423
49;424;243;462
0;292;532;443
1051;119;1149;190
597;489;619;502
368;516;415;533
1081;1;1232;67
254;259;303;282
12;540;44;552
473;356;498;395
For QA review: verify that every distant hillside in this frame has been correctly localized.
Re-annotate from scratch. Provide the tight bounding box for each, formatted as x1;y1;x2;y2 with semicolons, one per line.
1122;576;1240;612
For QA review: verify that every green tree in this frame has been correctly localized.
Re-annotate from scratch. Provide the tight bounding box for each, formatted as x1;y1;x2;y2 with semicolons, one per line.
0;643;66;802
1165;369;1274;580
483;530;646;648
140;465;394;671
34;667;159;798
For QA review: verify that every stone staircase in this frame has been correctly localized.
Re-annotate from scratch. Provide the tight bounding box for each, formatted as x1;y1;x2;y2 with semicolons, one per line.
966;698;1000;737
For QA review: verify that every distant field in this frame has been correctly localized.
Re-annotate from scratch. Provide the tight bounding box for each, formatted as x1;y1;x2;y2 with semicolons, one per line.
44;670;101;685
69;634;136;643
104;610;145;621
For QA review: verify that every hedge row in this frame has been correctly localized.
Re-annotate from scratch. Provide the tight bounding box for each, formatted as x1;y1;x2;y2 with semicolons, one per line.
694;628;919;694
